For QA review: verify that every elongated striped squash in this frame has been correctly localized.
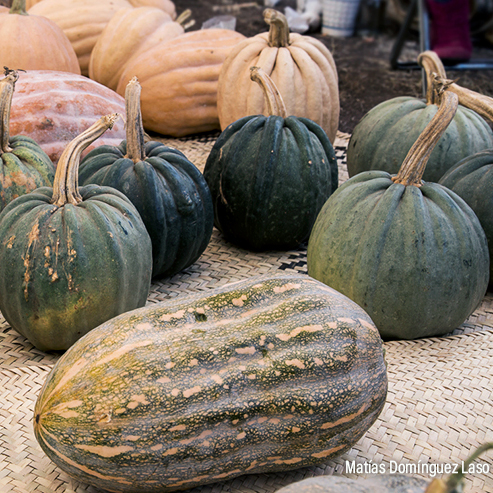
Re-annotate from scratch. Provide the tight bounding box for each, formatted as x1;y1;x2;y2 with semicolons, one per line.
34;274;387;493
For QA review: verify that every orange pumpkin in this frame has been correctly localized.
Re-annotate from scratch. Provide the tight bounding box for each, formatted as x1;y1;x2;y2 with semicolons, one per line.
0;0;80;74
9;70;126;166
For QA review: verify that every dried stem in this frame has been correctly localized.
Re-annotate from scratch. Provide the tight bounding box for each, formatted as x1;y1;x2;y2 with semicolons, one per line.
264;8;289;48
0;68;19;155
250;66;287;118
124;77;145;163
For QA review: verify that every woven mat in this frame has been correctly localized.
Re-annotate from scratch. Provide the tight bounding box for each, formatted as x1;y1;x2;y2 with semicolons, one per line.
1;132;492;493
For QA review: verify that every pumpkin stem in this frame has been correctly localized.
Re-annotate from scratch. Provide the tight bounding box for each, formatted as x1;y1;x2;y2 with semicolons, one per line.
250;66;287;118
417;51;447;105
176;8;193;28
0;68;19;155
264;8;290;48
52;114;120;207
124;77;145;163
392;90;458;187
9;0;28;15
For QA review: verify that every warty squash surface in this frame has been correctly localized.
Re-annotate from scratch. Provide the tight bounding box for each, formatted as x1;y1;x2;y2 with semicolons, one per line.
34;274;388;492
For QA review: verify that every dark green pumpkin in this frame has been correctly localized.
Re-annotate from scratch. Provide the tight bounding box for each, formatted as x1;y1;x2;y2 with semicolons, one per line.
307;91;489;340
346;52;493;183
0;114;152;351
203;67;337;251
78;78;213;278
0;69;55;210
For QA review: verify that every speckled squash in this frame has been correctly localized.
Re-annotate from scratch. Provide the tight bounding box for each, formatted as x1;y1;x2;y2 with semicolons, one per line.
346;51;493;182
307;90;490;340
34;273;387;493
0;115;152;352
0;70;55;212
79;78;214;278
204;67;337;251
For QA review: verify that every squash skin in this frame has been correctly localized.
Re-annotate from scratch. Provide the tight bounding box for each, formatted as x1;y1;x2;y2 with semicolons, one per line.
0;183;152;351
307;171;490;340
346;96;493;183
78;140;214;278
203;114;338;250
34;274;387;493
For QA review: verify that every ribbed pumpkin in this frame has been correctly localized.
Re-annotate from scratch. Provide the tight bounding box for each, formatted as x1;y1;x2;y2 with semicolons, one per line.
0;114;152;352
34;273;387;493
346;51;493;183
79;78;214;278
116;28;246;137
89;6;187;91
0;69;55;211
204;67;337;251
307;90;490;340
9;70;126;166
217;9;339;143
0;0;80;74
28;0;132;76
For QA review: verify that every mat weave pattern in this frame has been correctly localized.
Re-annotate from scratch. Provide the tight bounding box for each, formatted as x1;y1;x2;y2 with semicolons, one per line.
1;132;492;493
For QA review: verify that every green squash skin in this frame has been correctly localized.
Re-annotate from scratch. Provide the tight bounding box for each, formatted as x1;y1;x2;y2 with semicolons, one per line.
439;149;493;286
0;184;152;351
203;115;338;251
0;135;55;210
78;141;214;279
307;171;490;340
347;97;493;183
34;275;387;493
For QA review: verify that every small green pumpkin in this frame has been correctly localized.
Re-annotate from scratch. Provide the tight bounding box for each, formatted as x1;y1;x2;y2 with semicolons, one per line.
0;114;152;351
204;67;337;251
307;90;489;340
346;51;493;183
78;78;213;278
0;68;55;211
34;274;387;493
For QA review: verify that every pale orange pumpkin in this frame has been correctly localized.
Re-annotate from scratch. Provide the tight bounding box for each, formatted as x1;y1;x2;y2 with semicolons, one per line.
217;8;340;143
9;70;126;166
0;0;80;74
116;28;246;137
89;6;186;91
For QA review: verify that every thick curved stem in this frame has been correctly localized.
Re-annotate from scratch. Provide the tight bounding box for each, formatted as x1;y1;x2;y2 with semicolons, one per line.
264;8;289;48
0;68;18;155
124;77;145;163
52;114;120;207
392;90;458;187
417;51;447;105
9;0;28;15
250;66;287;118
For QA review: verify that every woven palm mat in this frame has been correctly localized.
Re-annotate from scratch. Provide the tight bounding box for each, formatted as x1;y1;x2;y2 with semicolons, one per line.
1;132;493;493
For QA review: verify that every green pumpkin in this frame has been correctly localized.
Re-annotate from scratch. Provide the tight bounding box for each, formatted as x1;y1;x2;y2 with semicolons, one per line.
307;90;489;340
346;52;493;183
0;69;55;210
203;67;337;251
78;78;213;278
0;114;152;351
34;273;387;493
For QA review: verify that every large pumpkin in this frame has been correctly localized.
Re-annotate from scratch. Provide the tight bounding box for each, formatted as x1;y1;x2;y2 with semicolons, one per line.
0;69;55;211
34;273;387;492
0;0;80;74
307;90;490;340
116;28;246;137
9;70;126;166
0;114;152;351
204;67;337;251
217;8;339;143
346;51;493;182
79;78;214;278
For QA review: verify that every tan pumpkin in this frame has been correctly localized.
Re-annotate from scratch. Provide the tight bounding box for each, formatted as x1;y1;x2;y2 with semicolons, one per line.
0;0;80;74
89;6;186;91
116;28;246;137
9;70;126;166
217;8;339;143
28;0;132;76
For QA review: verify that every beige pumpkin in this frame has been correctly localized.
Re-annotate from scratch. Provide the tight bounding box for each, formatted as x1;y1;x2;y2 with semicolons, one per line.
217;8;339;143
116;28;246;137
89;6;185;91
28;0;132;76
